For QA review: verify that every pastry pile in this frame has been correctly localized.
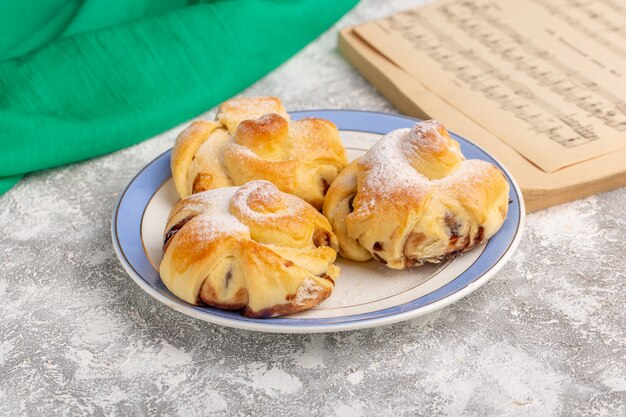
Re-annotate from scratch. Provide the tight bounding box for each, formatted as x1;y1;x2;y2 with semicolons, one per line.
160;180;338;318
323;120;509;269
171;96;347;210
160;97;509;318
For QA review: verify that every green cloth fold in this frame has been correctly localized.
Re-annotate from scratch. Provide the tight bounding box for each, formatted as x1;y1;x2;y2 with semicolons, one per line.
0;0;357;195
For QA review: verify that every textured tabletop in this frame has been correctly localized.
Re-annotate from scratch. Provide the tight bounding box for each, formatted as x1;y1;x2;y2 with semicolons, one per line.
1;1;625;416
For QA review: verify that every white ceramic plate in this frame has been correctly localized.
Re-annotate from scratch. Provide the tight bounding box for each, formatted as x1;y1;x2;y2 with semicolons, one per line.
112;110;524;333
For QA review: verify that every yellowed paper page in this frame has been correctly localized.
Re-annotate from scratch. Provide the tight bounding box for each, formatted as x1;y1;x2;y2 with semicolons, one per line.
339;27;626;211
354;0;626;173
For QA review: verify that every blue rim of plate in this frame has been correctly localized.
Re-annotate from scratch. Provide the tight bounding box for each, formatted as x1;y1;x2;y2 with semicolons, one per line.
112;110;524;333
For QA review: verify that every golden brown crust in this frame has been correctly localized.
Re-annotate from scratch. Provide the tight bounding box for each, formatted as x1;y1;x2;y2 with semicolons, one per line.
323;120;510;269
217;96;288;133
171;121;227;198
322;160;372;261
242;279;332;318
171;97;348;209
159;181;339;318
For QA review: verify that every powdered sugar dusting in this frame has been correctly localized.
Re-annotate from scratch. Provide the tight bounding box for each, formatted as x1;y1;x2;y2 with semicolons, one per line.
356;127;430;212
183;187;249;240
406;120;463;157
184;186;238;209
295;278;319;305
228;142;263;160
434;159;493;188
232;180;299;221
221;97;288;122
218;97;290;133
361;128;428;185
189;213;249;241
356;123;496;212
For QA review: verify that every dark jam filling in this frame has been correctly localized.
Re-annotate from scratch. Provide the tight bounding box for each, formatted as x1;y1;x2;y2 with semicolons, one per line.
313;229;331;247
347;195;356;213
163;216;193;252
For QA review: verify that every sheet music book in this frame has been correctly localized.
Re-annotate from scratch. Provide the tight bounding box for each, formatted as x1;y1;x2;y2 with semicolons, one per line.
339;0;626;211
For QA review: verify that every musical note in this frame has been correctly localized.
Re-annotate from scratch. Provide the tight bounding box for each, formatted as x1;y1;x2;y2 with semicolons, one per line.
376;0;626;154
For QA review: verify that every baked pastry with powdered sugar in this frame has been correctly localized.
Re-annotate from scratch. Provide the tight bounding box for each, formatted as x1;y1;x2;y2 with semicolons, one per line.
323;120;509;269
171;96;347;210
160;180;339;318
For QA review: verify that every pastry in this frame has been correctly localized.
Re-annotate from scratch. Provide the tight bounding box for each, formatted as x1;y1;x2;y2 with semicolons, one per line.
323;120;509;269
171;96;348;210
160;180;339;318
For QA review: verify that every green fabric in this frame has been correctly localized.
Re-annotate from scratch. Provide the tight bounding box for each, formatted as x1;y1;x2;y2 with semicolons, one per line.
0;0;357;195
